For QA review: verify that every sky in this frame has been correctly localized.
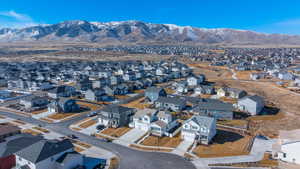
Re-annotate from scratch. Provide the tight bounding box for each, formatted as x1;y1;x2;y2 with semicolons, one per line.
1;0;300;34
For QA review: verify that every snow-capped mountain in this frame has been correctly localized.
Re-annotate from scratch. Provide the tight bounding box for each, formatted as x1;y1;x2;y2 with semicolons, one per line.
1;20;300;44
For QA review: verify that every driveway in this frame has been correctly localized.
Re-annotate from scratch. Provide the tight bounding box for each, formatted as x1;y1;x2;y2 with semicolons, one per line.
172;139;194;156
113;128;147;146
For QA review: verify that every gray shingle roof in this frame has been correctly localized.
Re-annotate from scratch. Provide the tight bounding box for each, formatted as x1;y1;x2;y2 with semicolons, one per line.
101;104;133;114
190;115;215;128
193;101;233;112
156;97;186;105
15;139;74;163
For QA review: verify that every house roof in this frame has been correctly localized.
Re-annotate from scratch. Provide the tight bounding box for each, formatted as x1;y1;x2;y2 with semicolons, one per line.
193;101;233;112
56;151;81;164
189;115;215;128
134;108;157;118
152;120;167;128
15;139;74;163
156;97;186;105
145;87;164;93
101;104;133;114
239;95;264;103
0;123;20;137
2;134;43;157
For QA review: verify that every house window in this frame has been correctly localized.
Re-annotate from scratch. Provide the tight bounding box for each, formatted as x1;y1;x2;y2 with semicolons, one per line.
283;153;287;158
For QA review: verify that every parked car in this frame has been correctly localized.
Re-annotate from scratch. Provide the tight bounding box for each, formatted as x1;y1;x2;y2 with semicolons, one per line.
96;124;105;130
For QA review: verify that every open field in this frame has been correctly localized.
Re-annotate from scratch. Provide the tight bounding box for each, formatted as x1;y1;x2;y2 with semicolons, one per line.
101;127;132;138
78;119;97;128
193;130;252;158
140;134;182;148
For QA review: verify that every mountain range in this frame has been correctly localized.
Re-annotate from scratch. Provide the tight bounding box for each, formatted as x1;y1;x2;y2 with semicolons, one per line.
1;20;300;45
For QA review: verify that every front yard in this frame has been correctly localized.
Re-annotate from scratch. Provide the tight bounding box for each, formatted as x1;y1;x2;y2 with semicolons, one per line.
140;134;182;148
193;129;253;158
101;127;132;138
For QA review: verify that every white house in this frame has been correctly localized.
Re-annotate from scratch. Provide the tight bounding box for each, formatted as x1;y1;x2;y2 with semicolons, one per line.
238;95;265;115
181;115;216;145
130;108;158;131
187;75;205;86
150;111;179;137
273;129;300;165
15;139;83;169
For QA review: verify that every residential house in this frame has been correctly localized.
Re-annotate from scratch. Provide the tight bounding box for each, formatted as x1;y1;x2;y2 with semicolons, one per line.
15;139;83;169
217;87;247;99
192;100;234;120
98;104;135;128
48;85;76;99
154;97;187;112
272;129;300;165
85;88;107;102
187;74;205;86
130;109;158;131
194;85;215;95
145;87;167;102
181;115;216;145
150;111;179;137
19;96;48;110
48;98;80;114
238;95;265;115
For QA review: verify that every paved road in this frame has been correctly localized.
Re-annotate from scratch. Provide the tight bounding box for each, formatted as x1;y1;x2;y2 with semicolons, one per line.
0;111;196;169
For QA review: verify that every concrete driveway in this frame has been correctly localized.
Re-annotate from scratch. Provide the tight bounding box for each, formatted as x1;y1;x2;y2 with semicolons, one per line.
113;128;147;146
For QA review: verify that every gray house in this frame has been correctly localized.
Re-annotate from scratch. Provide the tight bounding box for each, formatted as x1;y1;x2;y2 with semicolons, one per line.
48;98;80;113
85;88;106;102
181;115;216;145
238;95;265;115
154;97;187;112
19;95;48;110
192;100;234;120
145;87;167;102
98;104;135;128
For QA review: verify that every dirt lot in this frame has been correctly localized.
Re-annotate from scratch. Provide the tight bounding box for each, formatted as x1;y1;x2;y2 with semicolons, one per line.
193;130;252;158
101;127;131;138
77;101;101;110
140;134;182;148
121;97;151;109
32;127;49;133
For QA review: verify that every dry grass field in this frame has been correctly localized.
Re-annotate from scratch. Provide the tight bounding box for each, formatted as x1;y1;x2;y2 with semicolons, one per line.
77;101;101;110
140;134;182;148
30;109;48;115
121;97;150;109
101;127;132;138
193;130;252;158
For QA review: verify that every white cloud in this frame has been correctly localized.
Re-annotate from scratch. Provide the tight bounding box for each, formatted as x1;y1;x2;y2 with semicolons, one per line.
0;10;39;28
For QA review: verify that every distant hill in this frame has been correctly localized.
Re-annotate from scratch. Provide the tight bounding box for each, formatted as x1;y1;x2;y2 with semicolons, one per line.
1;20;300;45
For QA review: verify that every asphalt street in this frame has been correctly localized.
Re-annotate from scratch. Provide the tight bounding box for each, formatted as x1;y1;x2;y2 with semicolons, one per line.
0;111;197;169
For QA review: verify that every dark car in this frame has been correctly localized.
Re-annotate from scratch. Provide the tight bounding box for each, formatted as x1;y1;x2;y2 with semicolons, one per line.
96;125;105;130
